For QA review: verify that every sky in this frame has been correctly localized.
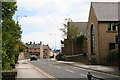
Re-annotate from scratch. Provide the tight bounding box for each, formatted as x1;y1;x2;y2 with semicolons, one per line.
14;0;120;50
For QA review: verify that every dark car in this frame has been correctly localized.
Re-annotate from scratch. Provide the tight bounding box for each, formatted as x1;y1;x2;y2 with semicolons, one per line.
30;55;37;61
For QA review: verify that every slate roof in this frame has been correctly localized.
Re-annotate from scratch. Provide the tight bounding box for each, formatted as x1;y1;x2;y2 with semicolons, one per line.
92;2;120;21
26;44;40;49
43;45;50;50
68;22;87;34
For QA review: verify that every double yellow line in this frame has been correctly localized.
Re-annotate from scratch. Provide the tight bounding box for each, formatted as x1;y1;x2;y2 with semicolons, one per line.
28;62;57;80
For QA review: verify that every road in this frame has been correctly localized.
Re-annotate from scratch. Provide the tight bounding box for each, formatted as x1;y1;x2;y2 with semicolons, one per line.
29;59;120;80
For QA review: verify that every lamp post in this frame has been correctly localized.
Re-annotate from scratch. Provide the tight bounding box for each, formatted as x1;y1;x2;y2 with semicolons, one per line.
16;15;27;23
49;33;56;51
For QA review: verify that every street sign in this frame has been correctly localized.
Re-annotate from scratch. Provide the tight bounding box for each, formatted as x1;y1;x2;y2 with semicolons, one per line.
61;44;64;47
55;50;60;53
116;36;120;44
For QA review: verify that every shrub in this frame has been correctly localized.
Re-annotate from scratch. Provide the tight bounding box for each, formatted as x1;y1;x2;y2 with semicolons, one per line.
56;54;66;61
106;49;119;65
49;55;54;59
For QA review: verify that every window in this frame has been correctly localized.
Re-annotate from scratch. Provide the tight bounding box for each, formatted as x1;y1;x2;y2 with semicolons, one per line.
107;22;117;31
109;43;115;50
91;24;95;55
112;23;116;31
107;23;111;31
112;25;116;31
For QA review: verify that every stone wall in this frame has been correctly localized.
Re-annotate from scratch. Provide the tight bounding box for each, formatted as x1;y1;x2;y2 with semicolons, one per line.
62;39;87;55
66;55;91;64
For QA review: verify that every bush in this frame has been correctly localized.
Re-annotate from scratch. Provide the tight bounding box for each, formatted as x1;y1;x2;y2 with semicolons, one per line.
106;49;119;65
56;54;66;61
49;55;54;59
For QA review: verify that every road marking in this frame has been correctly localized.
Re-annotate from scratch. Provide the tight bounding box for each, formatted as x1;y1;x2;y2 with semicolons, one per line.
54;66;61;69
71;66;120;78
43;62;46;64
28;62;57;80
65;69;75;73
80;74;86;77
53;60;120;77
48;64;53;66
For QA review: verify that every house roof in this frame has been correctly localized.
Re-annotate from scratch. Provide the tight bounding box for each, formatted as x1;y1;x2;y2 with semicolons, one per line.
26;44;40;49
68;22;87;34
43;45;50;50
92;2;120;21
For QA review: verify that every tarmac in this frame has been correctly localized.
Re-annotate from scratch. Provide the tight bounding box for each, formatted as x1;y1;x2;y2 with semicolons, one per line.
55;60;120;76
16;59;120;79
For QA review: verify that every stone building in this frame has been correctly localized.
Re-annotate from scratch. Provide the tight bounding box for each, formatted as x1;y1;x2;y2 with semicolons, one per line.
87;2;120;64
61;22;88;56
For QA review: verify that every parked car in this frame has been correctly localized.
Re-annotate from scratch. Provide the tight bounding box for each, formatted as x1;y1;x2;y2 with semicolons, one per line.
30;55;37;61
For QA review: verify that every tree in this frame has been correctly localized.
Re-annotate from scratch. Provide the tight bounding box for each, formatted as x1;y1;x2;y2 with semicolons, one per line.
59;18;79;40
76;34;87;52
59;18;72;39
60;18;87;55
2;2;22;70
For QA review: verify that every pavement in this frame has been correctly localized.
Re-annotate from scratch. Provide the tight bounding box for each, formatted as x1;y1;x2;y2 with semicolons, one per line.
16;59;120;79
53;60;120;76
16;59;47;79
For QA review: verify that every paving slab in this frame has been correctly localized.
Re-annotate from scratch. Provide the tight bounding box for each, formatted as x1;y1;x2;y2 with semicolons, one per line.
16;60;47;78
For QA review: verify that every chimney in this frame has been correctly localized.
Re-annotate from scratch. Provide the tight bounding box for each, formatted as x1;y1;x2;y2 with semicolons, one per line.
33;41;35;44
40;41;42;45
30;41;32;45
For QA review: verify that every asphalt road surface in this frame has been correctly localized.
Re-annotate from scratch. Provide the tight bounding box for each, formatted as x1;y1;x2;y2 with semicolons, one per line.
29;59;120;80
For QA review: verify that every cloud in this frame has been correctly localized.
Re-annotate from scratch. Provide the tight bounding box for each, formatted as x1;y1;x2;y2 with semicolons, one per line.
16;0;120;49
22;31;62;49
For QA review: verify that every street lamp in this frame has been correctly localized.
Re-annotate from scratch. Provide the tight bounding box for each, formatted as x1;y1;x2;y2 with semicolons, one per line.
49;33;56;50
16;15;27;23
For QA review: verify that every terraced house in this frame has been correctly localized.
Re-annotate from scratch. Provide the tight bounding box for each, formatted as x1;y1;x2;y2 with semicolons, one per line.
87;2;120;64
25;41;51;59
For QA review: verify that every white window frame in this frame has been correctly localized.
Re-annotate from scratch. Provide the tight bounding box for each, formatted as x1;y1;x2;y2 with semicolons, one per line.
107;22;118;31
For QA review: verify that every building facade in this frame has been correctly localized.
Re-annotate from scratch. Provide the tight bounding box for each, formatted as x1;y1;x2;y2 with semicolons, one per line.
61;22;88;56
43;44;51;58
87;2;120;64
25;41;51;59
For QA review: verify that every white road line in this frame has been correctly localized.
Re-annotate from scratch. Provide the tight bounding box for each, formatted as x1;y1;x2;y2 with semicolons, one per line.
65;69;75;73
43;62;46;64
80;74;86;77
48;64;53;66
54;66;61;69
